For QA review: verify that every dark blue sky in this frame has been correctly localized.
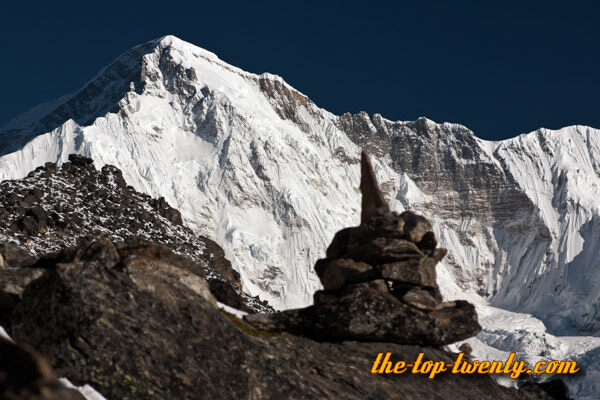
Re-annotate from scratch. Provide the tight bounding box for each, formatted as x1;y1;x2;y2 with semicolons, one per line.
1;0;599;140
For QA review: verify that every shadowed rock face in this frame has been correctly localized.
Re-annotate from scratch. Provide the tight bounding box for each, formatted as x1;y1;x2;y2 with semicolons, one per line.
339;114;551;298
5;239;560;400
388;118;536;225
245;152;481;346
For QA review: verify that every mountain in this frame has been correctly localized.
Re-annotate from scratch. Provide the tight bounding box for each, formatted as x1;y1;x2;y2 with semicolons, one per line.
0;154;270;314
1;35;599;398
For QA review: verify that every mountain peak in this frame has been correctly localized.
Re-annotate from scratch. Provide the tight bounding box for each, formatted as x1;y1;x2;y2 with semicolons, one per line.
156;34;181;45
151;34;225;66
0;34;310;159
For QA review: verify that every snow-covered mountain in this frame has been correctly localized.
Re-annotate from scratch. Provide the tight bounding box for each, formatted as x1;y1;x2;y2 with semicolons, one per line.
1;35;600;397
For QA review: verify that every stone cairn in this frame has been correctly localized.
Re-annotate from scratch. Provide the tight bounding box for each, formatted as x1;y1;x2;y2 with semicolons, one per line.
245;152;481;346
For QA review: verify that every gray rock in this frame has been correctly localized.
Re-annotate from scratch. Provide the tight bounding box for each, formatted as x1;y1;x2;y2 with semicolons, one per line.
72;238;120;268
363;211;436;254
0;243;37;269
317;258;376;290
0;268;45;297
401;288;441;310
326;212;439;258
400;211;433;246
375;255;439;288
345;237;424;265
359;151;389;223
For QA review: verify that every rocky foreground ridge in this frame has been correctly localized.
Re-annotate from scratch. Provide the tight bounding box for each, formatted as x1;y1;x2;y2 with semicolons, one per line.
2;238;566;400
0;153;570;399
0;155;270;314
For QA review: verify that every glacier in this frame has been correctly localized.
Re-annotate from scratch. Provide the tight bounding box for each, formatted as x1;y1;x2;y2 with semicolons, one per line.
1;35;600;398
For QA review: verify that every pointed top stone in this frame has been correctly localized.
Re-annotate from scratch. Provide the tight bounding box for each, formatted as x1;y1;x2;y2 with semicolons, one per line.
360;151;389;223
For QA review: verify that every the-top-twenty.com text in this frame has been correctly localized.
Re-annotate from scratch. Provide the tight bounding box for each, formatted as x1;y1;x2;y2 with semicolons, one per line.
371;352;580;379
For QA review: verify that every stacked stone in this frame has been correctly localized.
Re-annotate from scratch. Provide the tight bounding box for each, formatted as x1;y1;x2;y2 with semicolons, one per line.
245;152;481;346
315;210;446;313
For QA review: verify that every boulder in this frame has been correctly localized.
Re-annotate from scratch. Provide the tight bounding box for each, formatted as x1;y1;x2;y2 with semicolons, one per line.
0;337;86;400
359;151;389;222
375;256;439;288
0;243;38;268
315;258;376;290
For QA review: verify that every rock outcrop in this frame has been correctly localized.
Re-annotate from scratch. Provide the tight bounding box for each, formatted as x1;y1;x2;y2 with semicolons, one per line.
0;155;270;313
245;152;481;346
5;238;561;400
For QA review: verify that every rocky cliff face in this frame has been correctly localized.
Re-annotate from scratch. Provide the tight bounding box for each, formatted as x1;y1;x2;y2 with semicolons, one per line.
0;35;599;398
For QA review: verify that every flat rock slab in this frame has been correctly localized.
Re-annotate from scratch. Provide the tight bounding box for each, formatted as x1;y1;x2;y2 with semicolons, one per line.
375;257;438;289
326;211;438;258
315;258;376;291
345;237;424;265
246;281;482;346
